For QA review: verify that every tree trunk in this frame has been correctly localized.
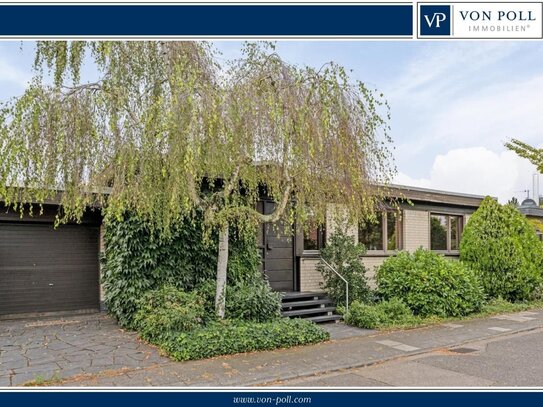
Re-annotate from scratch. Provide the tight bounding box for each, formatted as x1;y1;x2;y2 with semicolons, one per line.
215;223;229;318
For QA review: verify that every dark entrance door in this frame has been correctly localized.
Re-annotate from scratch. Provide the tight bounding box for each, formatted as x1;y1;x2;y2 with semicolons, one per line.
257;200;295;292
0;222;100;318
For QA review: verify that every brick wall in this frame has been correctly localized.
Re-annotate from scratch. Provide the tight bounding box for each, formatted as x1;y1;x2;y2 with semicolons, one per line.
403;209;430;251
299;258;321;292
299;256;389;292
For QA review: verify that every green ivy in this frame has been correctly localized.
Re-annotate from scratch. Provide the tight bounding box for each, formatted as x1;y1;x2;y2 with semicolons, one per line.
196;278;282;323
101;212;261;327
376;249;484;318
133;286;206;342
460;197;543;301
158;318;330;361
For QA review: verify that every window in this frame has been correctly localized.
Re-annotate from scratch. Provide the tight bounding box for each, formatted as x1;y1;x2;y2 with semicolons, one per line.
430;214;463;252
303;223;326;251
358;211;402;252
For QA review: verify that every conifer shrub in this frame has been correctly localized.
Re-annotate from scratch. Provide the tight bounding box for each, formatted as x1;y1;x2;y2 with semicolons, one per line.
460;197;543;301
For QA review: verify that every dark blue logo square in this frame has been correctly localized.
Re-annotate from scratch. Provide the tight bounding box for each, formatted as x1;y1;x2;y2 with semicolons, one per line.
420;5;451;36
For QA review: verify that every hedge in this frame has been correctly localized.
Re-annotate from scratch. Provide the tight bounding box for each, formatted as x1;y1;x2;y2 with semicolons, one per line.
376;249;484;317
158;318;330;361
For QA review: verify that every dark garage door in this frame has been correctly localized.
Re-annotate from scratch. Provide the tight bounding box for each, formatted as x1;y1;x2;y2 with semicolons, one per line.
0;223;100;318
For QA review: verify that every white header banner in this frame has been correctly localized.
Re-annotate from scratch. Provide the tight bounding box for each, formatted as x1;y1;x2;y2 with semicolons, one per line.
419;2;543;39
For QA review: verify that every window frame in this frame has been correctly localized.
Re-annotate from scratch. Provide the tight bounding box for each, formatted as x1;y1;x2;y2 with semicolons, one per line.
358;211;403;255
429;213;464;254
302;223;326;253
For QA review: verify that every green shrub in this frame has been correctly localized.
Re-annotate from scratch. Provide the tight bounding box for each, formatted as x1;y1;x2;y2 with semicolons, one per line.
460;197;543;301
344;298;416;329
317;228;371;305
197;278;281;322
101;212;260;327
133;286;205;342
376;249;484;317
159;318;329;361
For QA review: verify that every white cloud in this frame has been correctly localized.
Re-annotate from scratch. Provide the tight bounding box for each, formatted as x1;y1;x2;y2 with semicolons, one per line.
394;146;539;203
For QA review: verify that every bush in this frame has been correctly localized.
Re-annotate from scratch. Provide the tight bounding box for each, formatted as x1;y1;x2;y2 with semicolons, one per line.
101;212;261;327
197;278;282;322
344;298;416;329
317;228;371;306
460;197;543;301
133;286;205;342
159;318;330;361
376;249;484;317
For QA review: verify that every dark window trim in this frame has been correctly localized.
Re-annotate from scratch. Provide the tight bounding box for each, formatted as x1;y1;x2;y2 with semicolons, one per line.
359;210;403;254
429;213;464;253
302;224;326;253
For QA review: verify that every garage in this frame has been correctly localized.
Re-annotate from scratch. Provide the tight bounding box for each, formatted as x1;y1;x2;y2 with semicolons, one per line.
0;206;101;319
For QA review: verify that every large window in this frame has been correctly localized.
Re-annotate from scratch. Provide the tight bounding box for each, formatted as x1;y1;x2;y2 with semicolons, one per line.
358;212;402;252
303;223;326;251
430;214;463;252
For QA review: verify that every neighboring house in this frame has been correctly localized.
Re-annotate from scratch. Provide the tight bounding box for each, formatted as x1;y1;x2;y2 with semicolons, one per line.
518;198;543;241
0;184;485;319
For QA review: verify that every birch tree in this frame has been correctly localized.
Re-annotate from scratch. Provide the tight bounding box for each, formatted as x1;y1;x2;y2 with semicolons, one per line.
0;41;395;318
505;139;543;172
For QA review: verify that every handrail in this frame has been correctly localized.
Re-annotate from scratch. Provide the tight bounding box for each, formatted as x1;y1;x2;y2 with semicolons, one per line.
319;258;349;314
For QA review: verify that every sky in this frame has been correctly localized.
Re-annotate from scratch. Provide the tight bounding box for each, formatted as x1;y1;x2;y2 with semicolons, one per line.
0;40;542;203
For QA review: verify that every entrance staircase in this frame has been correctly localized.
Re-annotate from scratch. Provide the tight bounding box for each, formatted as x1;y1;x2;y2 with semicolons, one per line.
281;292;342;323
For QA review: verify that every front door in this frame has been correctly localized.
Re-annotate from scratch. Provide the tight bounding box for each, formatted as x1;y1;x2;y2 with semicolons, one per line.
257;200;295;291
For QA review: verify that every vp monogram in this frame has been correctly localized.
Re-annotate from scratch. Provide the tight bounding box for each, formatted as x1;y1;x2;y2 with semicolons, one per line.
419;5;451;36
424;12;447;28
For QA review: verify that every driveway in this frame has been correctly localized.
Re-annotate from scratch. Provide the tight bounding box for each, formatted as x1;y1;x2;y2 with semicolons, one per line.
0;313;169;386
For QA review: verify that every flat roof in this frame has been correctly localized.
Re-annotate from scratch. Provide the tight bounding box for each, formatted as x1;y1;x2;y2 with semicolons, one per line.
386;184;488;208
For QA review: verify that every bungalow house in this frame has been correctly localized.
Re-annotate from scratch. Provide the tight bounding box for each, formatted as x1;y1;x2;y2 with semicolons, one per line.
0;184;485;320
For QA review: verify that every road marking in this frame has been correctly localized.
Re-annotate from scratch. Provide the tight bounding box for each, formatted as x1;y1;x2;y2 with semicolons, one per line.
442;323;463;329
488;327;512;332
492;315;536;322
376;340;420;352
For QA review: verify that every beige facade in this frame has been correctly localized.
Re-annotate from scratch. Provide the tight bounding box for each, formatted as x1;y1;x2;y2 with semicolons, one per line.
402;209;430;252
298;197;480;293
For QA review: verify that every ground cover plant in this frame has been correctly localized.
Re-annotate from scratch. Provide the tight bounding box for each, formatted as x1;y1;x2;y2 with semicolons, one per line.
133;284;329;361
103;212;329;361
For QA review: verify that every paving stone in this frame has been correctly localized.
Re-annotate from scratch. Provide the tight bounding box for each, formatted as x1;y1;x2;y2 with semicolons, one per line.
27;357;60;367
46;342;74;351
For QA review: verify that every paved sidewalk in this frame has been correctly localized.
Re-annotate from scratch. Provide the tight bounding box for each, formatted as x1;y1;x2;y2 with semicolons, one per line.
52;308;543;387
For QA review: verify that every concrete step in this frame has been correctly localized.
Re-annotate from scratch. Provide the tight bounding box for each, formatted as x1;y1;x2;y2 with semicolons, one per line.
306;314;343;323
281;298;332;309
281;291;326;301
282;306;337;318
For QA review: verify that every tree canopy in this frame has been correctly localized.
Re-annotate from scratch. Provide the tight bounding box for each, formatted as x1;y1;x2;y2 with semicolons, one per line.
0;41;396;316
505;139;543;173
0;41;395;232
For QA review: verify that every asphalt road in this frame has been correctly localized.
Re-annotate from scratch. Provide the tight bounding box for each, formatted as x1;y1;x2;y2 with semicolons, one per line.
278;327;543;387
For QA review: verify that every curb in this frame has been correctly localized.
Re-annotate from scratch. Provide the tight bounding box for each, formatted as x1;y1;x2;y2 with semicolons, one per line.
251;324;543;386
